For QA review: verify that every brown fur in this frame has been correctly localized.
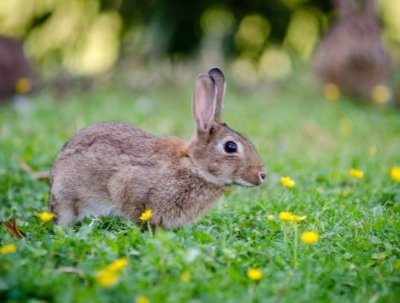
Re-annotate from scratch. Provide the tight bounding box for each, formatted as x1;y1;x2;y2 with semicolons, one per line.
313;0;392;98
49;68;265;229
0;36;32;100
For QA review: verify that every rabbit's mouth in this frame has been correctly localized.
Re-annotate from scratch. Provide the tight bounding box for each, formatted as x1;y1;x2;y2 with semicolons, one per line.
234;171;266;187
234;179;260;187
235;179;255;187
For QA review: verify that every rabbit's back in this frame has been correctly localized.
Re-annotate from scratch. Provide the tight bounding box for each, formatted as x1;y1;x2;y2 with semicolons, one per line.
51;120;162;189
55;122;160;172
59;121;154;159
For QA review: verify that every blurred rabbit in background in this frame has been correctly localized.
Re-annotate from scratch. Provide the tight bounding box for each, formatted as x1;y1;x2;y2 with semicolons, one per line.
0;36;32;102
313;0;393;103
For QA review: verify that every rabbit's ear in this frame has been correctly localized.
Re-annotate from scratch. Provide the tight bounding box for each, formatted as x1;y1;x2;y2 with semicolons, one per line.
334;0;355;16
192;74;217;133
208;67;225;123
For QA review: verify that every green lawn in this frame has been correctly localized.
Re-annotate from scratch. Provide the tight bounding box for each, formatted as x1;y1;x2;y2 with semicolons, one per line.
1;71;400;303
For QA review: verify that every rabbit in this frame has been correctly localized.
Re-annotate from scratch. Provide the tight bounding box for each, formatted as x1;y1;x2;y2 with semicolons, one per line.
0;36;32;100
49;68;266;229
313;0;392;100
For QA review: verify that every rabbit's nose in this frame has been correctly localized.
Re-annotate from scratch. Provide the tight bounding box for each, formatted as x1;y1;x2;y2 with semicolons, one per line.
259;172;266;182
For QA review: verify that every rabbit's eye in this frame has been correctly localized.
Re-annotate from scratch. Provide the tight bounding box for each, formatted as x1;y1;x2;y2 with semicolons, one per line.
224;141;237;153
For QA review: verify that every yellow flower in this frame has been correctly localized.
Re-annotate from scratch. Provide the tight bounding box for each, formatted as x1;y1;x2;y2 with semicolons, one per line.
339;119;353;136
95;269;120;287
349;168;364;179
37;211;55;222
279;211;293;221
389;166;400;182
291;214;307;222
323;82;341;101
371;85;391;104
280;176;295;188
247;268;263;281
95;258;129;287
15;77;32;94
393;260;400;271
0;244;17;255
107;258;128;272
136;296;151;303
180;270;191;283
139;209;153;221
267;215;274;221
368;145;377;156
301;231;319;245
279;211;306;222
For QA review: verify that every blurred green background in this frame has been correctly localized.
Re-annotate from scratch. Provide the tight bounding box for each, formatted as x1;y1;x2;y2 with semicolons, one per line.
0;0;399;87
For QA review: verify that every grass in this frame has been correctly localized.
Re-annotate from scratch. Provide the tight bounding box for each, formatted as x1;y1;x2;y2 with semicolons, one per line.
1;70;400;303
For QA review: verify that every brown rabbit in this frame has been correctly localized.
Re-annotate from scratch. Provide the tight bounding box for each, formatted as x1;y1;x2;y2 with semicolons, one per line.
0;36;32;100
49;68;265;229
313;0;392;99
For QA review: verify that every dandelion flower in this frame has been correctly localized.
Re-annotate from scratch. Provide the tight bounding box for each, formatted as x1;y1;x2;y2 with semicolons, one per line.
139;209;153;221
279;211;293;221
393;260;400;271
37;211;55;222
136;295;151;303
107;258;128;272
247;268;263;281
349;168;364;179
0;244;17;255
280;176;295;188
371;85;391;104
291;214;307;222
279;211;306;222
180;270;191;283
15;78;32;94
95;269;120;287
339;119;352;136
301;231;319;245
323;82;340;101
368;145;377;156
95;257;129;287
267;215;274;221
389;166;400;182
